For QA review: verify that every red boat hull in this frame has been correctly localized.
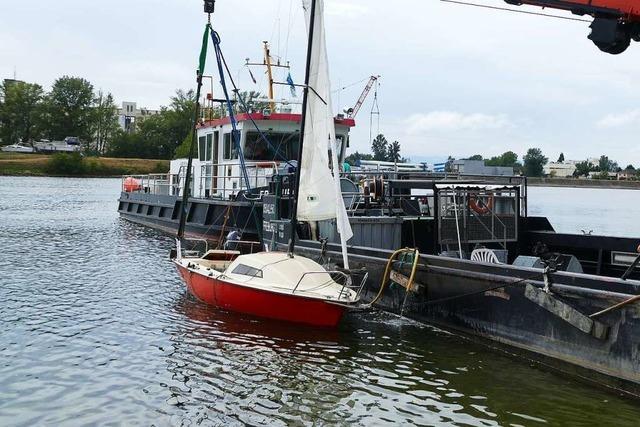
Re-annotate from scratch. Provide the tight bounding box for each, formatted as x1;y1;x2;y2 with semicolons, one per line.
175;263;347;328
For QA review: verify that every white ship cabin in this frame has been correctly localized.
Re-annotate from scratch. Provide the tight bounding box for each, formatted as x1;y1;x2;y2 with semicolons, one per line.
169;112;355;199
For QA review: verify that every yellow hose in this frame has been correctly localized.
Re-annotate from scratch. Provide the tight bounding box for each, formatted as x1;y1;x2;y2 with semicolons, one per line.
367;247;420;306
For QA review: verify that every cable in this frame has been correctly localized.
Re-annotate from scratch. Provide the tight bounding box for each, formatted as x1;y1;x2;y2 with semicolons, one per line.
331;76;371;94
440;0;591;23
215;35;295;168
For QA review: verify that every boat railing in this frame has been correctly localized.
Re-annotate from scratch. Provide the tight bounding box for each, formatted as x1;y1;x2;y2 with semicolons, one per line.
121;173;180;196
292;269;368;302
339;170;527;217
436;187;519;248
222;239;266;253
198;161;279;199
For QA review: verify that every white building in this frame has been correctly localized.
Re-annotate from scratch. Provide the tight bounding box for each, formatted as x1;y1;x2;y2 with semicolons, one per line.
544;162;576;177
117;101;160;133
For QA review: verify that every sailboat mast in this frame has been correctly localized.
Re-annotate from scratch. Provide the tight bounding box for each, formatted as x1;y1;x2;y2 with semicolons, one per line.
177;2;213;242
288;0;317;256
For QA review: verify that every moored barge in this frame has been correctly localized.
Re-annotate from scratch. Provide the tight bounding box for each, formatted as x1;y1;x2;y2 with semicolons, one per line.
120;160;640;397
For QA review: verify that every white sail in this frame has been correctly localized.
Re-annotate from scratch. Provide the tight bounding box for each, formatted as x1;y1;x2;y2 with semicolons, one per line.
299;0;353;254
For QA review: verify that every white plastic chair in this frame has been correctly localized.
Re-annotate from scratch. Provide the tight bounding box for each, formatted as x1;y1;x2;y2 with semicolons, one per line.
471;248;502;264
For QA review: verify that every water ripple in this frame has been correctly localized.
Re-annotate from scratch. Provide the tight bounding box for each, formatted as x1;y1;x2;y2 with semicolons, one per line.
1;177;639;426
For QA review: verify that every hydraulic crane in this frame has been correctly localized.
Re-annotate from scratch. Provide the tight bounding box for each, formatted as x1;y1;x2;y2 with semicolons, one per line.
345;75;380;119
505;1;640;54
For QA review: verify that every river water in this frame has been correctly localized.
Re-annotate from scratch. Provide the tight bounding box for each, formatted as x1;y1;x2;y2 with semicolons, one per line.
1;177;639;426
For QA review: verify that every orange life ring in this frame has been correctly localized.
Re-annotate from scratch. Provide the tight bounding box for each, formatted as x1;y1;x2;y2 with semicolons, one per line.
123;177;142;192
468;194;494;215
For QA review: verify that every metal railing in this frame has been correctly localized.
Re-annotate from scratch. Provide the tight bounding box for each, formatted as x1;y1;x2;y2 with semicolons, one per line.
121;161;278;199
292;269;368;302
121;173;180;196
198;161;278;199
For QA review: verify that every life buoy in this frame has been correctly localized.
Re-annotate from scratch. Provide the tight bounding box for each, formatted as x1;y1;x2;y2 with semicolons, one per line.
469;194;494;215
123;177;142;192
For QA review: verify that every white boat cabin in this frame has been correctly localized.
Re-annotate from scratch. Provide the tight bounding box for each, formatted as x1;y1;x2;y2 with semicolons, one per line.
169;112;354;199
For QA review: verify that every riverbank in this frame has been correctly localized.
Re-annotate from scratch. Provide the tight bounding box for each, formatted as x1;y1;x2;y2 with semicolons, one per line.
528;177;640;190
0;153;168;177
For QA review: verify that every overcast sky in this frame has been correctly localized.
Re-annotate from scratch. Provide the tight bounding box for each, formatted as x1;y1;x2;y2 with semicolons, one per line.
2;0;639;165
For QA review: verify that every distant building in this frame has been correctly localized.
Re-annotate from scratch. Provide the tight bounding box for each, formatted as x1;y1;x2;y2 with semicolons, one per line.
617;168;637;180
451;160;514;176
544;162;576;178
588;171;617;179
117;101;160;133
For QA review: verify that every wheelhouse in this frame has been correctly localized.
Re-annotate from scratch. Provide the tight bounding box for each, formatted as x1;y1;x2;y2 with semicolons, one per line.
169;112;354;199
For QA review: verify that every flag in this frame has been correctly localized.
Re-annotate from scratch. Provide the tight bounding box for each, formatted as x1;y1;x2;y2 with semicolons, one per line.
247;67;257;84
286;72;297;97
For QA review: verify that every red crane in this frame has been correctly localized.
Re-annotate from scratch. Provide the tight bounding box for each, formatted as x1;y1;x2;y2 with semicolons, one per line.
505;1;640;53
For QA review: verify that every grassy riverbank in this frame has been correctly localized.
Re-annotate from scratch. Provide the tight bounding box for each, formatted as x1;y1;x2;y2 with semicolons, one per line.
527;177;640;190
0;153;169;177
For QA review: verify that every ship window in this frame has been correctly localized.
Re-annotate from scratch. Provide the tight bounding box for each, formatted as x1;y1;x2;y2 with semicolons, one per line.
205;133;213;161
244;131;299;161
223;133;237;160
198;136;206;161
213;131;219;162
232;264;263;278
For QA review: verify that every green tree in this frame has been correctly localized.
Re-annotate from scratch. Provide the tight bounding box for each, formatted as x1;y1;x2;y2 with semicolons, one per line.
485;151;519;167
235;90;269;113
0;81;44;145
557;152;565;163
105;89;196;160
387;140;401;163
371;134;388;161
44;76;95;142
466;154;483;160
523;148;548;177
573;161;594;177
344;151;373;166
90;90;119;154
597;155;619;172
107;131;155;159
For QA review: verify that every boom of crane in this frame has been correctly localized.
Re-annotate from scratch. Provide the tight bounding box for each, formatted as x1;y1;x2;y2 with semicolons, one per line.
345;75;379;119
505;0;640;54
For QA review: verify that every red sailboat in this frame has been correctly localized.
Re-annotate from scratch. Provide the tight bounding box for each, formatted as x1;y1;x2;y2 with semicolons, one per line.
173;0;364;327
175;251;359;327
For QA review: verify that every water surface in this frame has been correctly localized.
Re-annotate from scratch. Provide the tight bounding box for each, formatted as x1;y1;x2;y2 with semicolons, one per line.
1;177;638;425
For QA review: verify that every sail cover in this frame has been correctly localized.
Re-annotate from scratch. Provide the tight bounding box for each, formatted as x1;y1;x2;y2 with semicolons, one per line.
298;0;353;243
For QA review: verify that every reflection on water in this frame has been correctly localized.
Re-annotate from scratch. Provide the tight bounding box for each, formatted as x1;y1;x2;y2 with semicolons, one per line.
528;186;640;237
1;177;639;425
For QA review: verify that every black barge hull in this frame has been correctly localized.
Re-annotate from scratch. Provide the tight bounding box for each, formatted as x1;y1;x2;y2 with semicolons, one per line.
117;192;262;243
278;240;640;398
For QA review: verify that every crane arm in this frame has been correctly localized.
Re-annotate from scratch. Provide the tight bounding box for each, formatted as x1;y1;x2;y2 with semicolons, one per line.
504;0;640;53
347;75;379;119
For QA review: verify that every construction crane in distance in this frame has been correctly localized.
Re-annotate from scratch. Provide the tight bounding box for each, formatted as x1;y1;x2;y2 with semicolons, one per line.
345;75;380;119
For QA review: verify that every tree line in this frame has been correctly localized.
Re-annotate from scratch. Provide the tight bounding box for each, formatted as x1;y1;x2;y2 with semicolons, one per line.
345;140;638;179
0;76;120;154
345;134;407;165
0;76;197;159
454;150;638;178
